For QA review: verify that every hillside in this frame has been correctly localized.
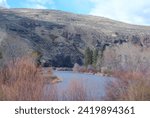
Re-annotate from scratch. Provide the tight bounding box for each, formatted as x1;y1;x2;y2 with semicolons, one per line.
0;8;150;67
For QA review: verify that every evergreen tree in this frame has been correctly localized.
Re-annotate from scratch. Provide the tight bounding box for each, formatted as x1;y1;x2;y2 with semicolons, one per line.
84;47;92;66
0;51;2;59
90;49;93;64
92;49;98;67
31;50;42;67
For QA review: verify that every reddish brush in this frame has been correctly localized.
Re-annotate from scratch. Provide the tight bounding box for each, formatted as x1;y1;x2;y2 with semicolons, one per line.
0;57;45;100
105;71;150;101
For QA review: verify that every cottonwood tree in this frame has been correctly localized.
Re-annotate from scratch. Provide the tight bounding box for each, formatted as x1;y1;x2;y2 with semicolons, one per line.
102;43;150;72
102;46;119;70
96;50;103;71
1;35;29;64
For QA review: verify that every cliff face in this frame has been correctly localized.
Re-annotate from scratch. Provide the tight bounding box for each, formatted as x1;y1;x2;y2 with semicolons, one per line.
0;8;150;67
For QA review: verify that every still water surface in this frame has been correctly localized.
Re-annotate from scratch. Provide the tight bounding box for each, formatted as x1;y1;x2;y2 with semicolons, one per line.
52;71;113;100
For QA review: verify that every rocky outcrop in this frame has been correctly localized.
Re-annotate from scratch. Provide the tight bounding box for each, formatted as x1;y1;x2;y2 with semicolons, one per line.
0;8;150;67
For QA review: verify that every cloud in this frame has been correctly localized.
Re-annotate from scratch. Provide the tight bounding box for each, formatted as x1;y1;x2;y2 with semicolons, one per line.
25;0;55;9
89;0;150;25
0;0;9;8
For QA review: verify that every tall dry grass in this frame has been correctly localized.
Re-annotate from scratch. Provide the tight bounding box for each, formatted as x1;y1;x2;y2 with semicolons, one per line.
44;84;59;101
61;80;88;101
0;57;45;100
105;71;150;101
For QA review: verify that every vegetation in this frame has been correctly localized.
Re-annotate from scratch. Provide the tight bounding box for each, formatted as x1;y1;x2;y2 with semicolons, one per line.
1;46;150;100
92;49;98;67
84;47;93;66
0;57;97;100
84;47;99;67
0;57;45;100
102;43;150;100
0;51;2;59
31;50;42;67
84;43;150;74
105;71;150;100
95;50;103;71
81;43;150;101
102;43;150;72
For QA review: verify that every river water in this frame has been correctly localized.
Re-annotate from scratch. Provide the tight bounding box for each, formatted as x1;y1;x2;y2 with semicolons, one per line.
51;71;112;100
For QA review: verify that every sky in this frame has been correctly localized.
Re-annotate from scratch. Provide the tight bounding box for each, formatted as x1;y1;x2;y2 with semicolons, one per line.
0;0;150;26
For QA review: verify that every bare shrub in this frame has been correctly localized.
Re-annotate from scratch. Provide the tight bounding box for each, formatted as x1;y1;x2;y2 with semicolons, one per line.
103;43;150;100
102;43;150;72
44;84;59;101
79;66;87;73
87;65;95;73
73;63;94;73
73;63;81;72
102;46;119;71
0;57;45;100
44;79;99;101
61;80;88;101
105;71;150;101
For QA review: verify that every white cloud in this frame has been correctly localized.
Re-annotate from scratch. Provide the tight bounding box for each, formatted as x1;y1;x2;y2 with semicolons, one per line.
0;0;9;8
27;4;47;9
25;0;55;9
89;0;150;25
27;0;53;5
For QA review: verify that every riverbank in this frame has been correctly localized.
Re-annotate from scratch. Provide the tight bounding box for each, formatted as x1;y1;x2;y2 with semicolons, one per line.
50;67;112;77
38;67;63;84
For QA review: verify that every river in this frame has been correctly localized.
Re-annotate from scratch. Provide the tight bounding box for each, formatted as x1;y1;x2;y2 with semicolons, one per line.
51;71;113;100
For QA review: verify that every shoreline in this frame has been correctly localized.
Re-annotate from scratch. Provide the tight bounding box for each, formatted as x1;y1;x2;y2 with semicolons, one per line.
42;67;112;78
